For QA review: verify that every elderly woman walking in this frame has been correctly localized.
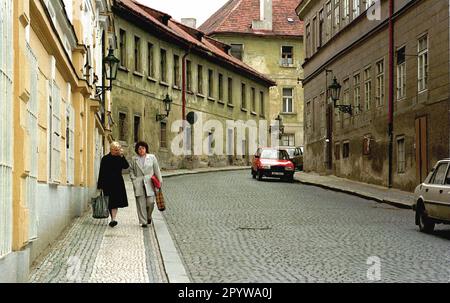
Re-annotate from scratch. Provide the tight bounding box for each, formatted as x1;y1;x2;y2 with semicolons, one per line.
129;141;163;228
97;142;130;227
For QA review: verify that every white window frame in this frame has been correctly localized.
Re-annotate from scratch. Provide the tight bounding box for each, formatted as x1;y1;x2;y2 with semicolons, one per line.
417;34;428;93
353;0;360;19
282;88;294;113
397;46;406;100
281;134;295;147
397;136;406;174
49;80;62;184
353;73;361;115
364;66;372;111
281;46;294;67
0;0;14;257
376;59;384;107
334;0;340;30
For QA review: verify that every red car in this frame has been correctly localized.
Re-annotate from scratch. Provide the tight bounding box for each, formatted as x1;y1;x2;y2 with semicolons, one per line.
251;147;295;182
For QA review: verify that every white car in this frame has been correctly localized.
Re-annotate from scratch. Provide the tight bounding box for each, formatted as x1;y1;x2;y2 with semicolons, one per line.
413;159;450;233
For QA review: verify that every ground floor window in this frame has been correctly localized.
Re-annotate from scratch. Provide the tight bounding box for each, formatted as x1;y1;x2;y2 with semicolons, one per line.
281;134;295;147
397;137;405;173
343;141;350;159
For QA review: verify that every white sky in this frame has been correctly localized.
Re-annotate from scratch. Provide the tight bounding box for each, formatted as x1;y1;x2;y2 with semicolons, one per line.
135;0;229;28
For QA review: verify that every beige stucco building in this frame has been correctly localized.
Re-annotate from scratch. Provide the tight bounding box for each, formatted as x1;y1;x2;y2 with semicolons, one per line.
199;0;305;148
0;0;115;282
111;0;275;169
297;0;450;191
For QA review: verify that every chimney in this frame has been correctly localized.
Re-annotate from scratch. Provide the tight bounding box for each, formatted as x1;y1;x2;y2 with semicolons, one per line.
181;18;197;29
253;0;272;30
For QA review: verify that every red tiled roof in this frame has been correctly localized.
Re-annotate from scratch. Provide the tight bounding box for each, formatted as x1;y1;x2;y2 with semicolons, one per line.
199;0;303;37
113;0;275;86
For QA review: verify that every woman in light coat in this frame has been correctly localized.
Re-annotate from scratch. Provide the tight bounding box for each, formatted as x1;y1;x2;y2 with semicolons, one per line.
129;141;163;227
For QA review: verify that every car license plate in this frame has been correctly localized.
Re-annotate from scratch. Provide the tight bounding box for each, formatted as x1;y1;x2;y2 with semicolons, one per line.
272;172;283;176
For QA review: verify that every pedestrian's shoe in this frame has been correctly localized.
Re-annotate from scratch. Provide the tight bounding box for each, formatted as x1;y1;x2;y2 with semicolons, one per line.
141;224;148;228
147;219;152;225
109;221;118;227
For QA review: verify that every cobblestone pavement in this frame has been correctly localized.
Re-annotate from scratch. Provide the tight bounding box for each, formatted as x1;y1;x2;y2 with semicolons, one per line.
162;170;450;283
29;176;168;283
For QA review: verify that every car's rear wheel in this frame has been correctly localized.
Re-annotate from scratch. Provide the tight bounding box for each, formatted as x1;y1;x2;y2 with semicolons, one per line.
283;174;294;183
257;170;263;181
416;203;435;233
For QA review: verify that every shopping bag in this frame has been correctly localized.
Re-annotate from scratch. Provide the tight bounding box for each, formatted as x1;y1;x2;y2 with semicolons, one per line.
91;192;110;219
155;188;166;211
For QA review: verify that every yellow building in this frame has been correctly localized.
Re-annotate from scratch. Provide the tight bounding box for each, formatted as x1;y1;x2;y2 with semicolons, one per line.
0;0;115;282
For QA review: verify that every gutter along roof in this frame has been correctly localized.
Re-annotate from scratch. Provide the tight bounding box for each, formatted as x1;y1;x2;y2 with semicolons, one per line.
113;0;276;87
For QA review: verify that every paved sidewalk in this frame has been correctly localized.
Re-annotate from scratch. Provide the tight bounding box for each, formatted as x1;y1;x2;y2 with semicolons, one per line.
294;172;415;209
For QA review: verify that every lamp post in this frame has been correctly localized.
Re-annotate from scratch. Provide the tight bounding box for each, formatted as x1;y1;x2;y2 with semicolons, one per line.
96;47;120;97
328;76;353;115
275;114;285;140
156;94;173;121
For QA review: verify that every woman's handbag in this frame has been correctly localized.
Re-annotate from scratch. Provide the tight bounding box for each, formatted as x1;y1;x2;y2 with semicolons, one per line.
154;188;166;211
91;191;110;219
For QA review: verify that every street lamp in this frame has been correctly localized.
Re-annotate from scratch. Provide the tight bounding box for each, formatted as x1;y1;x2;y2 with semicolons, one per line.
327;76;353;115
156;94;173;121
269;114;285;139
96;47;120;96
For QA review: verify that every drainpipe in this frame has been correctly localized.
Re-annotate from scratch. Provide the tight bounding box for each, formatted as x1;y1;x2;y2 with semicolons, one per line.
388;0;394;188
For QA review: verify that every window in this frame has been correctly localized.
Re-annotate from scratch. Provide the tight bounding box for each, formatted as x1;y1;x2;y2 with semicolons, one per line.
364;67;372;111
197;65;203;94
353;0;360;18
353;73;361;114
319;9;324;47
66;105;75;185
241;83;247;109
208;69;214;98
281;134;295;147
134;116;140;143
343;78;350;115
326;2;332;40
335;143;341;160
281;46;294;66
306;101;312;129
160;122;167;148
228;77;233;104
283;88;294;113
397;137;405;173
230;44;243;60
445;165;450;185
134;36;141;72
365;0;375;10
118;112;127;141
397;46;406;99
343;141;350;158
321;100;326;135
363;135;371;155
218;74;223;101
260;91;265;116
160;49;167;82
208;131;214;155
312;17;317;52
305;23;311;58
376;59;384;106
430;163;449;185
147;42;154;77
186;60;192;91
50;81;61;183
251;87;256;112
418;35;428;92
173;54;180;87
334;0;340;30
343;0;350;25
119;29;127;67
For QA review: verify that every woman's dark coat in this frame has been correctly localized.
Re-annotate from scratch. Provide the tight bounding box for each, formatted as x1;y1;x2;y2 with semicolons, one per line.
97;153;130;209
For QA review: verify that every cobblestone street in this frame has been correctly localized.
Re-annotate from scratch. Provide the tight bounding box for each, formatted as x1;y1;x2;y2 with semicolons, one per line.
29;177;168;283
162;170;450;283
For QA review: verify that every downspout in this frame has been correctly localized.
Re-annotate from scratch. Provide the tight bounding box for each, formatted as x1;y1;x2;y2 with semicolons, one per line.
388;0;394;188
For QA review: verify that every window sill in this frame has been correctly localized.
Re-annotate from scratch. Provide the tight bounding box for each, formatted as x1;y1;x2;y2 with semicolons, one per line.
280;64;297;68
259;114;265;118
147;76;157;83
250;111;257;116
187;90;194;95
197;93;205;98
241;108;248;113
159;147;169;152
133;71;144;78
160;81;169;87
218;100;225;105
173;86;182;91
281;112;297;115
207;97;215;102
119;66;129;73
418;89;428;95
227;103;235;108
